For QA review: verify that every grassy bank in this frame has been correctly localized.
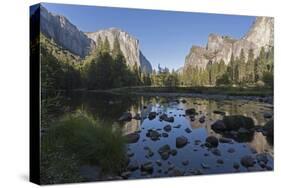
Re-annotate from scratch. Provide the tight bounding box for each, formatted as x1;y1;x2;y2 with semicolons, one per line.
41;110;126;184
107;86;273;97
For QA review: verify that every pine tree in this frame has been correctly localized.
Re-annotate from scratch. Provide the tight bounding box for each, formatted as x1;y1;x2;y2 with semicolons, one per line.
238;49;246;82
229;53;235;83
112;36;122;59
103;36;111;54
246;48;255;83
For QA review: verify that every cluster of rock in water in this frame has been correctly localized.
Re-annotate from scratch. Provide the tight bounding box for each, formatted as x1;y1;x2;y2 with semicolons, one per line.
117;99;273;179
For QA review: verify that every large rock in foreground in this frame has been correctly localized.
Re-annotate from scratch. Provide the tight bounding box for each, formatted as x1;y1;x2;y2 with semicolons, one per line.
212;115;255;132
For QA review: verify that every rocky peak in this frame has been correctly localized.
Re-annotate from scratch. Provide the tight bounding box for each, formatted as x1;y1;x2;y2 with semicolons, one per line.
40;5;94;57
184;16;274;69
86;28;152;74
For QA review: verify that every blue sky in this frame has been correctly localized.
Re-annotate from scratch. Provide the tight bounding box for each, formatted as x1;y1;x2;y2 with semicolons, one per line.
42;3;255;70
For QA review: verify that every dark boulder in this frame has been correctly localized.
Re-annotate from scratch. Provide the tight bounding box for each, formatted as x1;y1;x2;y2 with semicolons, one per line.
158;144;171;160
146;129;161;141
148;112;157;120
205;136;219;148
176;136;188;148
185;108;196;115
211;115;255;134
211;120;226;132
223;115;255;130
199;116;205;123
164;125;172;132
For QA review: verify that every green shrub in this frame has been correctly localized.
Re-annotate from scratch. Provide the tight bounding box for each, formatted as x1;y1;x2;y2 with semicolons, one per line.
41;110;126;183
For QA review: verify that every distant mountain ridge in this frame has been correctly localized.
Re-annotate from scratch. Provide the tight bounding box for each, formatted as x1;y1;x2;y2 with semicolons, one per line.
184;17;274;69
40;6;152;74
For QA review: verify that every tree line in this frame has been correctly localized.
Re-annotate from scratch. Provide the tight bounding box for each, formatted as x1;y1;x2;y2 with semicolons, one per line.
180;47;274;88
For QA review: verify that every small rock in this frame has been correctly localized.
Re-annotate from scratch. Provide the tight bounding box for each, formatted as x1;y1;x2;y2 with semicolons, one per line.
173;124;181;128
156;160;162;166
146;129;161;141
176;136;188;148
181;99;187;103
185;127;192;133
256;153;269;164
163;125;172;132
170;149;178;156
263;112;273;119
158;144;171;160
211;148;222;156
141;162;153;173
148;112;157;120
240;155;256;168
199;116;205;123
182;160;189;166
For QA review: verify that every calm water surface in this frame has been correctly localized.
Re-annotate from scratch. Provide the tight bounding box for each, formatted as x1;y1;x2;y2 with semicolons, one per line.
66;91;274;178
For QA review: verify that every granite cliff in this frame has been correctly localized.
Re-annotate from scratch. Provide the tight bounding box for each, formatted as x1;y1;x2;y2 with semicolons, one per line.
40;6;152;74
184;17;274;69
86;28;152;74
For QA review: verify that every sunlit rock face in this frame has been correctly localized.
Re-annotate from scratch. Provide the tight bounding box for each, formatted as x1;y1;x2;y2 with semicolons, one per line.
184;17;274;69
40;6;95;57
40;6;152;74
86;28;152;74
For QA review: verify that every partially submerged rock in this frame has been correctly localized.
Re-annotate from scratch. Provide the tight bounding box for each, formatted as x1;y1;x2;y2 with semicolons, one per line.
146;129;161;141
141;162;153;173
158;144;171;160
176;136;188;148
205;136;219;148
185;108;196;115
211;115;255;135
164;125;172;132
148;112;157;120
125;132;140;143
240;155;256;168
159;113;174;122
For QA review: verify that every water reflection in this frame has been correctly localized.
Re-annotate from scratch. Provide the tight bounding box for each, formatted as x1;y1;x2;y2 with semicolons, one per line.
65;91;273;177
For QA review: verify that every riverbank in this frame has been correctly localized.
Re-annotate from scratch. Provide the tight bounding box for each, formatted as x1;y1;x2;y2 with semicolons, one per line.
86;86;273;104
